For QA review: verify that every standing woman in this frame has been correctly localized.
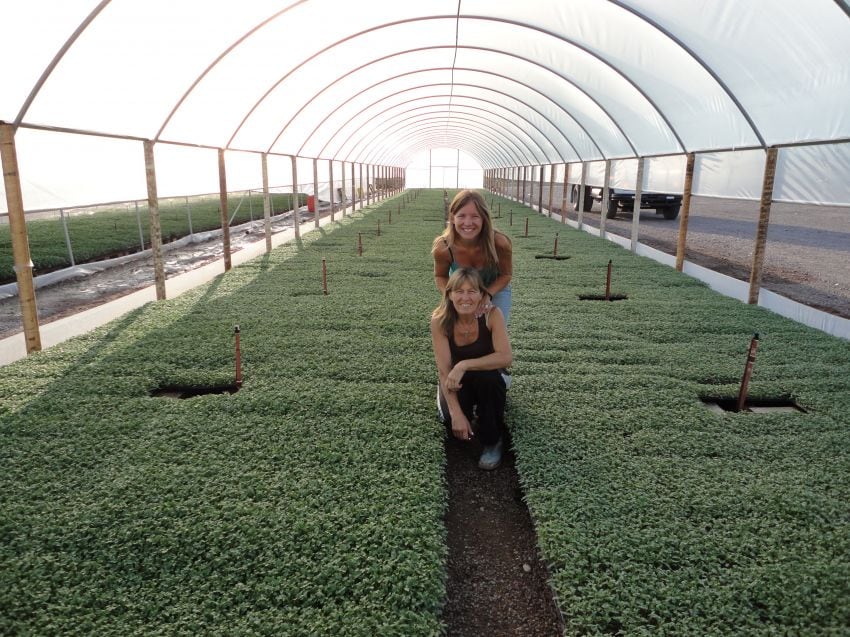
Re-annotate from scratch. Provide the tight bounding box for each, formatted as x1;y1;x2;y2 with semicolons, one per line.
432;190;513;324
431;268;512;470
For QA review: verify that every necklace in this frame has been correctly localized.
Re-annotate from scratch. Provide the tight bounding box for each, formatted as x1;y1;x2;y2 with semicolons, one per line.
458;319;476;339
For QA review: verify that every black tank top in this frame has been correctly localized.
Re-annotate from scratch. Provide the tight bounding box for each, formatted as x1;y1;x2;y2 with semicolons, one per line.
449;315;494;363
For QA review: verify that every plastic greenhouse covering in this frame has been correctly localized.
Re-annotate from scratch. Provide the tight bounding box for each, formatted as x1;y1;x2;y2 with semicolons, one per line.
1;0;850;211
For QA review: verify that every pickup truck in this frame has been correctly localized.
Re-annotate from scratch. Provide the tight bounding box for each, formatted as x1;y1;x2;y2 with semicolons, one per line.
572;185;682;220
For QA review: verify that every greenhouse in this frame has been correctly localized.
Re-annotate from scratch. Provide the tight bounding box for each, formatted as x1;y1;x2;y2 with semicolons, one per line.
2;1;849;635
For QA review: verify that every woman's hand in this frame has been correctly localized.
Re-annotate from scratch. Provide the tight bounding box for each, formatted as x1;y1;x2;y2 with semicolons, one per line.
445;362;467;391
451;411;474;441
475;291;494;317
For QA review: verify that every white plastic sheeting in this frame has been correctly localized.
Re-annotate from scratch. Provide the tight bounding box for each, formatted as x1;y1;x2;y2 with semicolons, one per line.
2;0;850;211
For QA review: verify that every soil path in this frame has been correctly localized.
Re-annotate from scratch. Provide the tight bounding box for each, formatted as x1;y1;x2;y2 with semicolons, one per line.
441;435;563;636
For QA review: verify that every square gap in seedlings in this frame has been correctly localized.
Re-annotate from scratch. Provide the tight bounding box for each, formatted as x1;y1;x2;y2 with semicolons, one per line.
700;396;807;414
150;384;240;399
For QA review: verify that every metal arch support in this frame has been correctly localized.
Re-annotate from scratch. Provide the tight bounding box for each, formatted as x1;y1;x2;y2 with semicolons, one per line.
281;45;638;159
13;0;114;128
379;130;504;167
382;124;508;163
317;82;580;165
221;15;673;155
349;106;538;167
385;135;502;169
327;92;561;164
284;67;590;163
370;124;511;167
351;102;540;162
605;0;765;148
154;1;310;142
360;115;526;167
360;119;519;167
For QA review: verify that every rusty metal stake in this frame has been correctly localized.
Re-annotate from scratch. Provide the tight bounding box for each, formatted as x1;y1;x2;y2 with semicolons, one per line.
234;325;243;388
553;233;559;257
497;202;501;218
524;217;529;237
358;232;362;256
736;333;760;412
509;209;513;226
605;259;612;301
388;209;392;224
322;258;328;295
377;220;381;236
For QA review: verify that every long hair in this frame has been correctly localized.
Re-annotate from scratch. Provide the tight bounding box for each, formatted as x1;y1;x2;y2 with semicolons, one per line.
431;190;500;268
431;268;487;337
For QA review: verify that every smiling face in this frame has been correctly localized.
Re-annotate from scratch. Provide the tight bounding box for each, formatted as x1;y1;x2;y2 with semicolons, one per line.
449;277;483;317
451;200;484;243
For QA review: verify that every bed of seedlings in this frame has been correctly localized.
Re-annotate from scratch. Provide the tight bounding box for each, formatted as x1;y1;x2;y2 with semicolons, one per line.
1;189;848;635
0;193;304;282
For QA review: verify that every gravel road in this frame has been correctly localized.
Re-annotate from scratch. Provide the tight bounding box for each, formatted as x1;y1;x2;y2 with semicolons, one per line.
560;195;850;319
1;195;848;340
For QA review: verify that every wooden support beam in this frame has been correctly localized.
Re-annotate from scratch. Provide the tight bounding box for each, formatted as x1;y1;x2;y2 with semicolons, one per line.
217;148;232;271
328;159;335;222
262;153;272;252
748;147;779;304
577;162;588;230
351;162;356;214
144;140;167;296
630;157;645;252
291;155;300;239
561;163;569;222
600;159;611;238
675;152;696;271
537;164;544;212
0;122;41;352
311;158;319;228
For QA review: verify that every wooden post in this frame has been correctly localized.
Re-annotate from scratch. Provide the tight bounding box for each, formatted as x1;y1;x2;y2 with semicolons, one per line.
145;141;167;295
675;153;696;271
291;155;300;239
538;164;545;213
312;158;319;228
328;159;335;222
548;164;555;214
577;162;587;230
748;148;779;304
0;122;41;352
514;167;520;201
234;325;243;388
737;333;759;411
217;148;232;272
365;165;370;206
351;162;356;214
521;166;527;204
322;258;328;295
561;163;569;222
600;159;611;238
630;157;645;252
262;153;272;252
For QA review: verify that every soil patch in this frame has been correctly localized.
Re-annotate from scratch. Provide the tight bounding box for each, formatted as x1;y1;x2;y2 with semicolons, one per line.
441;434;563;636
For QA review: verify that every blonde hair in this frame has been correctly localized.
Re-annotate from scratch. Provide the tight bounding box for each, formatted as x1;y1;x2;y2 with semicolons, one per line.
431;190;502;268
431;268;487;337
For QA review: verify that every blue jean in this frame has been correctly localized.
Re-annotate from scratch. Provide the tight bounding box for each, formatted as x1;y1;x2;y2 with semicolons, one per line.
491;284;512;325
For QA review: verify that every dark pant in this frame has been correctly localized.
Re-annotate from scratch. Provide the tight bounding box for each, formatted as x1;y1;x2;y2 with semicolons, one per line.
443;370;506;446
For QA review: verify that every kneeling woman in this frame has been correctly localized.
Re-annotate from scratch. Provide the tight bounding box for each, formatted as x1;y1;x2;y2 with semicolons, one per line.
430;268;512;470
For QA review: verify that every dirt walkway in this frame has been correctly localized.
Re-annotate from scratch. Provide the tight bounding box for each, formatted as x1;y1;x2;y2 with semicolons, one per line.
442;434;563;636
